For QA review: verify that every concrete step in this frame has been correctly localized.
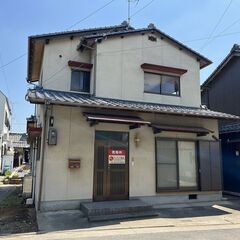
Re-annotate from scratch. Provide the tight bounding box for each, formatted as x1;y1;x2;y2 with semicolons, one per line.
80;199;154;217
88;210;159;222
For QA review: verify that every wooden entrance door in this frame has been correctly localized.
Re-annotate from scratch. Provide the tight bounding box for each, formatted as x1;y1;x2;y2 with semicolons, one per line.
93;131;129;201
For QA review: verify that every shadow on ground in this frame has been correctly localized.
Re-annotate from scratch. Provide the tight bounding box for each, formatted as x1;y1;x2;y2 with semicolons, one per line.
37;205;231;233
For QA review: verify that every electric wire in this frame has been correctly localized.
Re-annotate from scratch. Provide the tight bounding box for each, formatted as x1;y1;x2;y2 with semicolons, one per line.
0;52;11;97
130;0;155;18
200;15;240;51
43;29;240;86
200;0;233;50
0;53;27;70
66;0;116;30
0;0;117;71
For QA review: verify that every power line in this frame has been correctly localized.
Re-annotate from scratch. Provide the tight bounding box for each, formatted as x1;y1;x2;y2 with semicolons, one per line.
0;52;11;98
42;29;240;86
130;0;155;18
0;53;27;70
200;0;233;50
66;0;116;30
1;1;116;71
200;15;240;51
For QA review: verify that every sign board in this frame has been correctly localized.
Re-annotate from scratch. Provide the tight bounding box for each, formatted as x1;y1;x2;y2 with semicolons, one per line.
108;149;126;164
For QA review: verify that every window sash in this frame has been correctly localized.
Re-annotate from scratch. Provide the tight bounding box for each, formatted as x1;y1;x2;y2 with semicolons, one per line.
71;70;90;92
156;139;198;191
144;72;180;96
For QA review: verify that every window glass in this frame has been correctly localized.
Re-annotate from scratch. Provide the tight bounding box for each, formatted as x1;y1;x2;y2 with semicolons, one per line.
161;75;180;95
156;139;197;191
178;141;197;187
144;73;160;94
71;70;90;92
144;72;180;96
156;140;177;188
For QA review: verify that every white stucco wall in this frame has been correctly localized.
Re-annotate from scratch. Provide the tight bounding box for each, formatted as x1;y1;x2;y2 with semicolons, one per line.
0;92;11;171
95;34;201;107
40;33;202;108
37;105;218;202
41;38;92;92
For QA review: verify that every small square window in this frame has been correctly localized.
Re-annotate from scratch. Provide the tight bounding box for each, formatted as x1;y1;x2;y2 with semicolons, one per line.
71;70;90;93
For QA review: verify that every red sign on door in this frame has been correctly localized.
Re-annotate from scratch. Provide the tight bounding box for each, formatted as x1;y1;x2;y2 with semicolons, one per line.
108;149;126;164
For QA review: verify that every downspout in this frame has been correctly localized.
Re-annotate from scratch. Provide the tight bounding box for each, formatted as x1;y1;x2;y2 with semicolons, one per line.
31;103;37;203
37;102;48;211
31;138;38;202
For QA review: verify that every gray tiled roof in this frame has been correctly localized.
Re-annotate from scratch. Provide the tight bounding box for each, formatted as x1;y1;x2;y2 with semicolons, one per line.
220;123;240;134
26;88;240;120
9;133;29;148
29;22;132;39
202;44;240;89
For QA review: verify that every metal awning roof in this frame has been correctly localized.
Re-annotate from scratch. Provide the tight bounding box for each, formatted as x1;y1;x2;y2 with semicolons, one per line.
152;124;214;136
84;113;150;128
26;88;240;120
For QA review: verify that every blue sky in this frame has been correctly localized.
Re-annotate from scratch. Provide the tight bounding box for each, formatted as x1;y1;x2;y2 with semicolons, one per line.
0;0;240;132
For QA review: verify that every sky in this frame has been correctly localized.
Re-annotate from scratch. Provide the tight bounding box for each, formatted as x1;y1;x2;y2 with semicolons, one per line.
0;0;240;132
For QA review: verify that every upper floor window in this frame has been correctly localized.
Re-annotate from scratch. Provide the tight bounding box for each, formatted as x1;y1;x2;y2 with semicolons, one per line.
144;72;180;96
71;70;90;93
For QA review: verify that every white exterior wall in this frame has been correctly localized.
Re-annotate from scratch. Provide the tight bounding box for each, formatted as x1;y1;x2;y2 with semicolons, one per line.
37;105;218;203
33;32;219;209
96;34;201;107
41;38;92;92
40;34;201;108
0;92;11;171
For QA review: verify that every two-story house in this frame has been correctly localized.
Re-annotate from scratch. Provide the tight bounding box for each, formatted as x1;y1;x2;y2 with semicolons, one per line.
26;22;239;212
0;91;11;173
201;44;240;195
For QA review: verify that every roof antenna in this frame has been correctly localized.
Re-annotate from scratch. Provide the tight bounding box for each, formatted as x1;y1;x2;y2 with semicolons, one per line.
128;0;139;25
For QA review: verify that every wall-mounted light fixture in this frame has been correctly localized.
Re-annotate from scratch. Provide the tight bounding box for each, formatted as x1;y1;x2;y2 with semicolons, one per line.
134;133;141;147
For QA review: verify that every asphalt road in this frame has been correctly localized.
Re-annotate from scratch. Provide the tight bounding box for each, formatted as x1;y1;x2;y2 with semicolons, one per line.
66;228;240;240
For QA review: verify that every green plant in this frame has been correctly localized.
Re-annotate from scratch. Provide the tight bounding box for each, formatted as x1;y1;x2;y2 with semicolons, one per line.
4;170;11;176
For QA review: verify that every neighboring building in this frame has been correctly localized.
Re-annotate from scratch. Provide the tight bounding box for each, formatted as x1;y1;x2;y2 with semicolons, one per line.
0;91;11;173
26;22;239;211
201;44;240;194
9;133;30;167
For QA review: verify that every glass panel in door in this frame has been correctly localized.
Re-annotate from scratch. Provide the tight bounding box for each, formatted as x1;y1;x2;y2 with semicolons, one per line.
178;141;197;188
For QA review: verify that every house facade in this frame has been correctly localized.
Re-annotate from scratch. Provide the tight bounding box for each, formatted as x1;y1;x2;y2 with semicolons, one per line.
201;44;240;194
0;91;11;173
9;133;30;167
26;22;238;211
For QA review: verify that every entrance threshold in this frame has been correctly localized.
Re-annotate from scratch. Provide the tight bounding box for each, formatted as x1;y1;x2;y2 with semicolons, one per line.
80;199;158;222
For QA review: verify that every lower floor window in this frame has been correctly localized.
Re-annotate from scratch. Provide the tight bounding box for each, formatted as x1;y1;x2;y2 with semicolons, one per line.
156;139;197;191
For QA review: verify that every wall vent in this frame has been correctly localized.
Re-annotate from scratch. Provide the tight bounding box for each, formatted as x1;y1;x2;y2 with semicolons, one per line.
189;194;197;200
